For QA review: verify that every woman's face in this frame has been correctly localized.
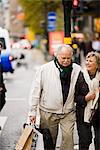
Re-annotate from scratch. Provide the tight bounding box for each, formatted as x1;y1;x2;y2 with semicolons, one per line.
85;55;97;74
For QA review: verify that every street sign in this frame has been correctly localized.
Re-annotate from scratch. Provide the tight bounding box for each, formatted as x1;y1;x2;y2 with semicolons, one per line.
47;22;56;31
47;12;56;32
48;12;56;21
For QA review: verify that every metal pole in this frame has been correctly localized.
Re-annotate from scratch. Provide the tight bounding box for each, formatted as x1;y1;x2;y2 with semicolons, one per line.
62;0;73;45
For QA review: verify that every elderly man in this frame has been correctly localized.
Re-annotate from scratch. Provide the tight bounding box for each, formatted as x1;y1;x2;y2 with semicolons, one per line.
28;44;89;150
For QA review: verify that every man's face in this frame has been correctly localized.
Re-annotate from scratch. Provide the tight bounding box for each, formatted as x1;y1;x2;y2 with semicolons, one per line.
57;49;72;67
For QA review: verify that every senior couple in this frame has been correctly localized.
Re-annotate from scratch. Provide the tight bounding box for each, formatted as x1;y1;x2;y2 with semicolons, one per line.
28;44;100;150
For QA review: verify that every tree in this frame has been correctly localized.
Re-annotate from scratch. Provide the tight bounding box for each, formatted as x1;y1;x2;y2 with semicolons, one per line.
19;0;63;35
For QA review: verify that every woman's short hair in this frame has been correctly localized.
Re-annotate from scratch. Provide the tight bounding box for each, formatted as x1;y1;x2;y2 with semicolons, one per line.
54;44;73;57
86;51;100;71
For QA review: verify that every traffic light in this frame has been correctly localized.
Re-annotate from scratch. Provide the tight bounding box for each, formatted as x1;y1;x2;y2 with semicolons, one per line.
73;0;79;8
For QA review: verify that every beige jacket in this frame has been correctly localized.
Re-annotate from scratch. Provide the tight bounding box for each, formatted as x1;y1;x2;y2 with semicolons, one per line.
83;69;100;123
28;61;81;116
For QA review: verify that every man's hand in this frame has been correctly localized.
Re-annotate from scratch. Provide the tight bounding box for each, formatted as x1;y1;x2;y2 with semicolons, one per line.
85;91;96;102
29;116;36;125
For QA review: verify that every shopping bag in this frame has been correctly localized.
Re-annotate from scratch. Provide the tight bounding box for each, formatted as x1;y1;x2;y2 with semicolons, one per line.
15;126;34;150
15;125;44;150
33;128;44;150
40;128;55;149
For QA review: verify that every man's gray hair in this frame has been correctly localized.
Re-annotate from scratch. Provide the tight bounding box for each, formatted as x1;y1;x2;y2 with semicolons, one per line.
54;44;73;57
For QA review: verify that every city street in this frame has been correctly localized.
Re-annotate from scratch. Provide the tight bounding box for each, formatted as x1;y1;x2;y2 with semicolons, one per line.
0;49;45;150
0;49;94;150
0;1;99;150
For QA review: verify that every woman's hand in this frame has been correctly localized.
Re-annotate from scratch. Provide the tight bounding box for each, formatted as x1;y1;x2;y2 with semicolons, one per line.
85;91;96;102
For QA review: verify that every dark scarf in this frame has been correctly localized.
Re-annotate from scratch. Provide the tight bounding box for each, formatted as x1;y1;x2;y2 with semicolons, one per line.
88;69;98;80
54;57;73;80
54;57;73;105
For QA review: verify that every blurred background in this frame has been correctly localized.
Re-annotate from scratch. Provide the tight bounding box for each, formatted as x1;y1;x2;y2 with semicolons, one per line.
0;0;100;54
0;0;100;150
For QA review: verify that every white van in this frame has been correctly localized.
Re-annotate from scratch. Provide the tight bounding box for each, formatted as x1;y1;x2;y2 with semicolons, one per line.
0;27;14;73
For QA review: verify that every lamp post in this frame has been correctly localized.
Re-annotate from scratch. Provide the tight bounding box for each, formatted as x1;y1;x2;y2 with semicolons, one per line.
62;0;73;45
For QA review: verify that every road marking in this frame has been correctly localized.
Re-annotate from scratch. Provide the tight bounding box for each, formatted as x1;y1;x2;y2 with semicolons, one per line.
6;98;27;101
0;116;8;134
56;145;79;150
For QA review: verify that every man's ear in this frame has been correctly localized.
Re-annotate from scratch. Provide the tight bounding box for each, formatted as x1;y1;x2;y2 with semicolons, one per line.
54;51;57;57
56;54;59;59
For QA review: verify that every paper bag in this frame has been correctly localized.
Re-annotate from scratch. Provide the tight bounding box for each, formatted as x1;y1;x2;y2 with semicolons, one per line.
15;126;33;150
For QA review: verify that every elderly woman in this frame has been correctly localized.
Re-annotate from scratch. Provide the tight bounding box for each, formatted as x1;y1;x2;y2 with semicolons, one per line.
75;51;100;150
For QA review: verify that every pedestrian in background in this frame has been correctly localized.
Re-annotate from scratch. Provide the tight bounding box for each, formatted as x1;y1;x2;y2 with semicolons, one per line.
92;34;100;53
75;51;100;150
0;42;7;129
28;44;90;150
